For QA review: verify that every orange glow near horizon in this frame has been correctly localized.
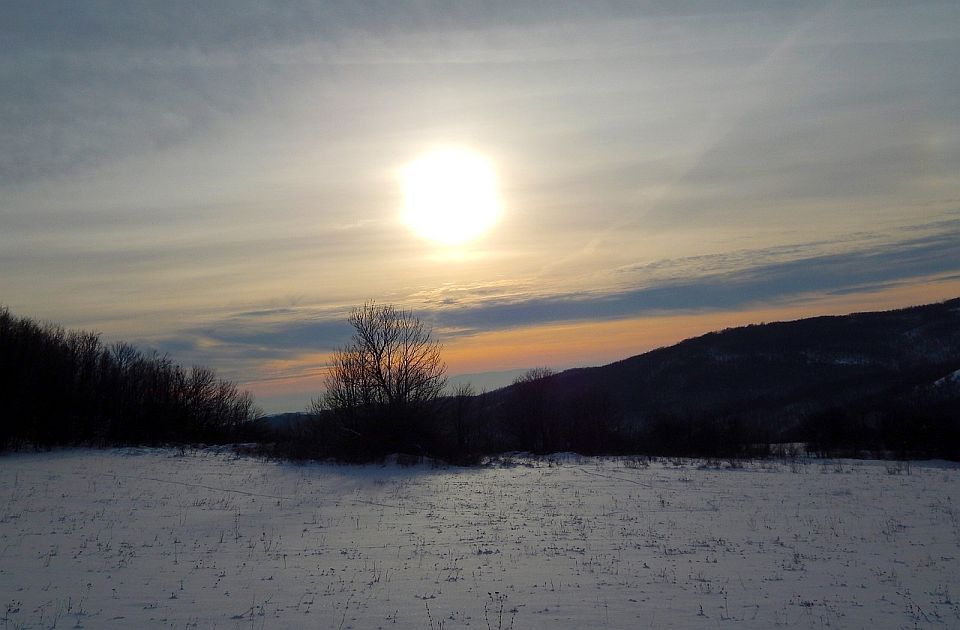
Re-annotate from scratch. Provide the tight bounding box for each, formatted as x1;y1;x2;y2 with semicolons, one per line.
443;277;960;375
244;277;960;401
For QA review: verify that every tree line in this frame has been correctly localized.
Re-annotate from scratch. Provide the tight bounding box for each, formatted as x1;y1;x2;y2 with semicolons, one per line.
0;306;260;449
268;302;767;462
4;301;955;461
269;301;959;462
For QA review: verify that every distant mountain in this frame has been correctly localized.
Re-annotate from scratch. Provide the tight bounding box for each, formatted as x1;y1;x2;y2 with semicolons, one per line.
264;299;960;459
500;298;960;441
258;412;311;430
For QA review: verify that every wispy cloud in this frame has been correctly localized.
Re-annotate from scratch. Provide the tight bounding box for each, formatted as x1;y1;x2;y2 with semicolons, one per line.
432;229;960;333
3;1;958;410
147;222;960;387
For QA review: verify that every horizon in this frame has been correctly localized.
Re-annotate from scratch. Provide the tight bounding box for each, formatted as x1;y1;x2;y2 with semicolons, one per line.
3;2;959;414
6;294;956;416
260;294;959;414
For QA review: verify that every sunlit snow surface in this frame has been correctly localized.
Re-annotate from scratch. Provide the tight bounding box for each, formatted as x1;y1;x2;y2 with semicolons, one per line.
1;449;958;628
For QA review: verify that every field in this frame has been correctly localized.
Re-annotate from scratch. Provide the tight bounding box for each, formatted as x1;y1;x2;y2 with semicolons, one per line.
1;449;958;629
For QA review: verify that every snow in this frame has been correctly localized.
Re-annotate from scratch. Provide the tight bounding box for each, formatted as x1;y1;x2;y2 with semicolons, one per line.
934;368;960;386
1;449;959;628
830;356;868;366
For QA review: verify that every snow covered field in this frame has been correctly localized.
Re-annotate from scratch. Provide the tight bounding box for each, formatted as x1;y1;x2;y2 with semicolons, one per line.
1;449;958;629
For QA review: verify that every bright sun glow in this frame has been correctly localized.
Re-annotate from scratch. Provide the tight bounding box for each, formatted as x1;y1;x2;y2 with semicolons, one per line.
402;147;502;245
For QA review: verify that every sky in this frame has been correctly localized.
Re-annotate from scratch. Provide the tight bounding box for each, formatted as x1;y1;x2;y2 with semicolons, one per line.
2;1;959;413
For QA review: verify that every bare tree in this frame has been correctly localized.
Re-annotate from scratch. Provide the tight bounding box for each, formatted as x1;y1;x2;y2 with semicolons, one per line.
0;305;259;449
508;367;556;452
451;382;476;454
320;302;446;456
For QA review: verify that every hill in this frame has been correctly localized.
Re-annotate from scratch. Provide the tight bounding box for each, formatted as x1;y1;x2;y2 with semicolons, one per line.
492;298;960;457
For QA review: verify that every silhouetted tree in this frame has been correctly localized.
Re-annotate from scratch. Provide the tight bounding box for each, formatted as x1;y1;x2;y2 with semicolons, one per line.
505;367;556;452
0;305;259;449
562;384;623;453
448;382;476;455
317;301;446;458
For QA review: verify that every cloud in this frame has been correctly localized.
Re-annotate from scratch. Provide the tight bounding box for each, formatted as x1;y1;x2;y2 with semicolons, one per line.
140;308;353;381
429;228;960;333
4;0;958;400
197;318;352;353
157;224;960;377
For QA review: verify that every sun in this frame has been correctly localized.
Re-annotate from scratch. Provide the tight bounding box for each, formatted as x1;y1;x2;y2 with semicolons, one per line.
401;147;502;245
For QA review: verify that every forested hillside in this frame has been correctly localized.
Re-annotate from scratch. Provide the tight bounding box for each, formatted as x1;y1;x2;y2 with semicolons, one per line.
0;307;260;448
526;298;960;457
